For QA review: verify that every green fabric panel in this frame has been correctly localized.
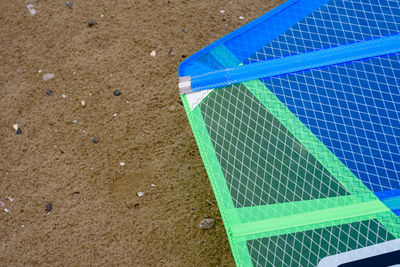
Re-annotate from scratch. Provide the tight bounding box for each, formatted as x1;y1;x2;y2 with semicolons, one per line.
200;83;349;207
231;195;362;224
231;199;388;241
181;94;253;266
246;219;396;267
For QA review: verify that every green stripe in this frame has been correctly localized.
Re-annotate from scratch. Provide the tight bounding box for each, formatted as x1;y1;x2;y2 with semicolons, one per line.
230;195;361;224
231;199;388;241
181;95;253;267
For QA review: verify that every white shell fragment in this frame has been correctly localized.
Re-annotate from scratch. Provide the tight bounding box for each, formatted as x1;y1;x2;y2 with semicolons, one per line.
43;73;55;81
137;192;144;197
120;161;125;166
4;208;9;213
219;10;226;14
26;4;36;15
13;124;18;131
239;16;245;20
150;50;156;57
81;100;86;106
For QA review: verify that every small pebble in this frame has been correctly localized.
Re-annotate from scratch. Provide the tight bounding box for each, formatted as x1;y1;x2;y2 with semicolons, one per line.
45;90;52;96
13;124;18;131
81;100;86;106
137;192;144;197
7;197;13;202
168;49;174;57
62;94;67;98
16;128;22;135
73;120;77;123
120;161;125;166
219;10;226;14
73;191;80;195
81;143;85;147
38;69;42;73
151;184;155;187
199;218;215;230
45;202;53;213
100;14;104;18
183;29;188;33
4;208;8;213
239;16;245;20
88;20;95;27
133;203;140;207
26;4;36;15
150;50;156;57
113;113;117;117
43;73;55;81
65;1;72;8
114;90;121;96
92;138;98;144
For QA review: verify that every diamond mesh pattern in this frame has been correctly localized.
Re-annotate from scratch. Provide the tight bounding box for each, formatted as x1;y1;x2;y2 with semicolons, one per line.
261;53;400;194
247;219;395;267
245;0;400;64
200;83;349;207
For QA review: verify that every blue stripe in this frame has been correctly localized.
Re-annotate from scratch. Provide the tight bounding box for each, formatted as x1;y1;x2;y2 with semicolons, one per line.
375;189;400;200
178;0;330;77
190;35;400;92
382;196;400;211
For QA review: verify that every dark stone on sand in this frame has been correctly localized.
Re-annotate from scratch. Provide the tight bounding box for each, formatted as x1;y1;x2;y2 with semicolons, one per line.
45;202;53;212
88;20;95;27
65;1;72;8
16;128;22;135
114;90;121;96
92;138;98;143
45;90;52;96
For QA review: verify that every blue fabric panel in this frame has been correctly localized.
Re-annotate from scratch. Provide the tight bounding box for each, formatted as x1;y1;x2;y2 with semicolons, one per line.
245;0;400;64
261;53;400;197
179;0;329;77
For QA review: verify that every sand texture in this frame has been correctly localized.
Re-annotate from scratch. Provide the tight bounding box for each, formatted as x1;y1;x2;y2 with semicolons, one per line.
0;0;282;265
